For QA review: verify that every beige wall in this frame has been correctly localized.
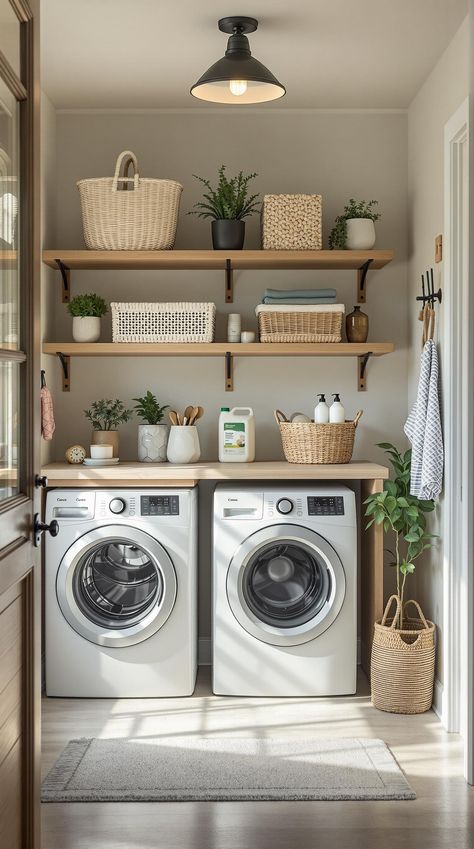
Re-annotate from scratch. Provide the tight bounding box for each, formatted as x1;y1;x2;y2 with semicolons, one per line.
407;17;469;685
45;109;409;638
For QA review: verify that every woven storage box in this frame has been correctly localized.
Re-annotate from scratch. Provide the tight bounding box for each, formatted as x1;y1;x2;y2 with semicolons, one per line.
371;596;435;714
77;150;183;250
274;410;362;464
111;302;216;343
256;304;343;343
261;194;322;250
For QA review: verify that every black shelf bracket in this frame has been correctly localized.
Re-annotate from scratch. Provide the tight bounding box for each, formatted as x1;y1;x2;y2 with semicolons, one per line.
357;259;373;303
358;351;373;392
225;258;233;303
55;258;70;303
57;351;70;392
225;351;234;391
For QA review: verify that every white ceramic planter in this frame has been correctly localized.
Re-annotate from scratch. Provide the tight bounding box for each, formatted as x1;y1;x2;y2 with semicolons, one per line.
346;218;376;250
72;316;101;342
138;424;169;463
166;426;200;464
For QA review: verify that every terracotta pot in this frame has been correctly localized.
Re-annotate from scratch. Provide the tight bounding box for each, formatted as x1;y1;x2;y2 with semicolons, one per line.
91;430;119;458
346;305;369;343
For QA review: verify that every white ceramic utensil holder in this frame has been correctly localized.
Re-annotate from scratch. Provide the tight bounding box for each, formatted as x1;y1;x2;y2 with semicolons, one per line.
138;424;169;463
166;426;200;464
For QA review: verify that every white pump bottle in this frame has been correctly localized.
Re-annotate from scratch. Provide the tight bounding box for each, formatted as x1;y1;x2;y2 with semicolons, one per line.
329;393;345;423
314;393;329;424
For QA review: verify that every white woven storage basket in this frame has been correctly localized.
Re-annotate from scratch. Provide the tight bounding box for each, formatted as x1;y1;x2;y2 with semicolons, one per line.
77;150;183;251
111;302;216;343
261;194;322;250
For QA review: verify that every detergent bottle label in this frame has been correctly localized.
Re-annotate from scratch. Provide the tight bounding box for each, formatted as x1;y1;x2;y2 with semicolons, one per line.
223;422;246;452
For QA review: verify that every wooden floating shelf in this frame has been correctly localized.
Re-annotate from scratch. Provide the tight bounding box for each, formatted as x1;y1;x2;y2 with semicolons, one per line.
43;249;395;304
42;342;394;393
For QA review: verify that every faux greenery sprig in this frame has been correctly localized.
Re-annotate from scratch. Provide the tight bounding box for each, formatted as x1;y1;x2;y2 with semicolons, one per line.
329;198;381;250
364;443;437;626
133;391;169;425
84;399;133;431
68;293;108;318
189;165;260;221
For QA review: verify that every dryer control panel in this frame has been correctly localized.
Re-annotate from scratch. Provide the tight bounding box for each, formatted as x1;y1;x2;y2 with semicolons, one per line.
307;496;345;516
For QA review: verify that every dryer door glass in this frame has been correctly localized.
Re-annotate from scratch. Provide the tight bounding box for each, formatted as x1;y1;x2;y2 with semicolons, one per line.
243;540;330;628
73;539;162;630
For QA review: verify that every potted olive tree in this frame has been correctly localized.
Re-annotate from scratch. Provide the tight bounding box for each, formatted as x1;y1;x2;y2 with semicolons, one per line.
68;293;108;342
189;165;260;250
329;199;381;250
84;399;133;458
133;391;170;463
364;443;437;714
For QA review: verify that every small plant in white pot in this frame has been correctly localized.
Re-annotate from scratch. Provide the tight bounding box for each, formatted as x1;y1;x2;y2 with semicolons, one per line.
133;391;170;463
329;199;380;250
68;293;108;342
84;399;133;458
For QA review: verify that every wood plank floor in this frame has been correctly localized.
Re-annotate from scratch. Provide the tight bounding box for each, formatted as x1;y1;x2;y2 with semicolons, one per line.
41;668;474;849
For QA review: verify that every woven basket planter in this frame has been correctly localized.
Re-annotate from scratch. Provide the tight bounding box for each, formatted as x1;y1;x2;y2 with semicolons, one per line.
77;150;183;250
111;302;216;343
261;194;322;251
256;304;343;343
371;596;435;715
274;410;362;464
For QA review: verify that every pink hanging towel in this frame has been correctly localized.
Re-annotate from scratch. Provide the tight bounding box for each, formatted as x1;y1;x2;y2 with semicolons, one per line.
41;372;55;440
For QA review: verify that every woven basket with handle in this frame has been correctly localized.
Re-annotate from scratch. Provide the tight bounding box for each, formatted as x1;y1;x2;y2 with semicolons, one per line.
77;150;183;250
371;595;435;714
274;409;362;464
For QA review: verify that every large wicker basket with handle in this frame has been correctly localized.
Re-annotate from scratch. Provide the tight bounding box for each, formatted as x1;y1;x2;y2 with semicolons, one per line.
274;409;362;464
77;150;183;250
371;595;435;714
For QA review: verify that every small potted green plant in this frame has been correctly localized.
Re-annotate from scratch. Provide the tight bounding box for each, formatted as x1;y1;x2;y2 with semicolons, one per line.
189;165;260;250
133;391;170;463
84;398;133;458
68;293;108;343
329;199;381;250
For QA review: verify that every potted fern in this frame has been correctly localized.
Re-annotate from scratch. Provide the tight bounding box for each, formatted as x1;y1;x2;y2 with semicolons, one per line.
68;293;107;342
133;391;170;463
329;199;381;250
84;399;133;458
189;165;260;250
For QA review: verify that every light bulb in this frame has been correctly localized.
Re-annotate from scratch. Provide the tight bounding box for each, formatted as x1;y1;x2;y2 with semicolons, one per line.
229;79;248;96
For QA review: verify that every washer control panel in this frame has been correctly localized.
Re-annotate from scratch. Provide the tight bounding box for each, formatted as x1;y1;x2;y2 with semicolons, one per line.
307;496;345;516
141;495;180;516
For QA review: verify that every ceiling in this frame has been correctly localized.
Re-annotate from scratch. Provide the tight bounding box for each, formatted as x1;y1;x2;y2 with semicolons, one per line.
41;0;468;109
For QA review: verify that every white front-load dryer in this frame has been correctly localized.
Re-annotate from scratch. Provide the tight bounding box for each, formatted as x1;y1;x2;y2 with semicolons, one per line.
45;488;197;697
213;484;357;696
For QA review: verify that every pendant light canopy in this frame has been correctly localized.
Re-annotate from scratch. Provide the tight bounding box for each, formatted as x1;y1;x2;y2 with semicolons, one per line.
191;17;286;105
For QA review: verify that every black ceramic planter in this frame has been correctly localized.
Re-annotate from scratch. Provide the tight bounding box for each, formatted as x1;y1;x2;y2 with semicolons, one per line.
212;219;245;250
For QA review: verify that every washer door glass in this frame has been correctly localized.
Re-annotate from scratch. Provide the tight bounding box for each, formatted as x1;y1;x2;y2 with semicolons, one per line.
227;524;346;647
57;525;177;648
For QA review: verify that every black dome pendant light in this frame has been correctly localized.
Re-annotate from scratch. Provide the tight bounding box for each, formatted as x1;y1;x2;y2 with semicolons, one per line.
190;16;286;105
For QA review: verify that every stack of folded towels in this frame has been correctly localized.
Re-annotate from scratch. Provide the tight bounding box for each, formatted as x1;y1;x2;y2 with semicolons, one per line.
261;287;337;305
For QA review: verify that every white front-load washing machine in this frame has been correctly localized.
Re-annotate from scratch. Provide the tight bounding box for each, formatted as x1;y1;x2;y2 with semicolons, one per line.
213;484;357;696
45;488;197;697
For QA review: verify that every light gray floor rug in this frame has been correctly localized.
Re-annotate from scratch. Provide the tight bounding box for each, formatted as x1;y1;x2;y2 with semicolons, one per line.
42;737;415;802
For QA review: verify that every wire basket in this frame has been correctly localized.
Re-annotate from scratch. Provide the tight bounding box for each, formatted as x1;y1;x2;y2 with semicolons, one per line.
274;409;362;464
256;304;343;343
111;302;216;343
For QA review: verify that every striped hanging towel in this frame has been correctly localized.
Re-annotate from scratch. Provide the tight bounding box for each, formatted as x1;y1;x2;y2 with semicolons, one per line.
404;339;443;500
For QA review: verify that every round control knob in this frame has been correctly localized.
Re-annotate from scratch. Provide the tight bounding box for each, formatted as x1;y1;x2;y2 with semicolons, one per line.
276;498;294;515
109;497;126;514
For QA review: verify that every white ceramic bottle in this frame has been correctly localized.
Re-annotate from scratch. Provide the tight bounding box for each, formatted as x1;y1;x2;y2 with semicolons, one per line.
218;406;255;462
329;393;345;423
227;314;241;343
314;394;329;424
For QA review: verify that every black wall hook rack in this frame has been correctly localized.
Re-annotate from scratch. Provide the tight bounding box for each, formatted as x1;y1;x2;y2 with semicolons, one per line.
416;268;442;306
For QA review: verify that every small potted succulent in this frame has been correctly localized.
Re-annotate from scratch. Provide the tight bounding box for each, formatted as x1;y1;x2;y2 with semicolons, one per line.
189;165;260;250
68;293;108;342
133;391;170;463
84;398;133;458
329;199;381;250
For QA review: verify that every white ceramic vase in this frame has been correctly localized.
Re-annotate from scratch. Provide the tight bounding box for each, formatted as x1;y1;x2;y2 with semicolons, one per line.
138;424;169;463
166;426;200;464
72;316;101;342
346;218;376;250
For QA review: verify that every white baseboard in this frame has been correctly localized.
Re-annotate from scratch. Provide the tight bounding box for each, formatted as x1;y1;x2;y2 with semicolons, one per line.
199;638;361;667
432;677;444;721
